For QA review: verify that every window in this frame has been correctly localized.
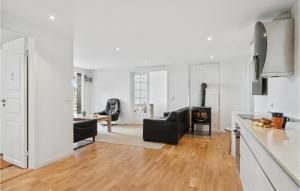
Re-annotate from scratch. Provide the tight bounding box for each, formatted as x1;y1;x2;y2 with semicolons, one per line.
73;73;82;114
132;73;149;115
134;74;148;104
131;70;168;119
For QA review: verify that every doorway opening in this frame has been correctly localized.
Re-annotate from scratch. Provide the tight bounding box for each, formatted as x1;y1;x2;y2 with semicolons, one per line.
131;70;168;122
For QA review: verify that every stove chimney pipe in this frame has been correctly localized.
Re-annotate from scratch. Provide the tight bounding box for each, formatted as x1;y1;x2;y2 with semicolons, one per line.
200;83;207;107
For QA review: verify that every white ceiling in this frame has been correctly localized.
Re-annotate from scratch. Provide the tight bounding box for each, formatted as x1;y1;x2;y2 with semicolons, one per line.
1;0;297;69
1;29;23;45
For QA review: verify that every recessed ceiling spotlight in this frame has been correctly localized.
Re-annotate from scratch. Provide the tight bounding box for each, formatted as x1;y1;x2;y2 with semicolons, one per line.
207;36;213;41
116;47;120;52
210;56;214;59
48;15;55;21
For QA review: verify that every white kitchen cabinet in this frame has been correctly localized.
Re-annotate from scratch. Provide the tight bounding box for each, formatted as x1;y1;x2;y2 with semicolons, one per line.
240;136;274;191
241;123;300;191
232;113;300;191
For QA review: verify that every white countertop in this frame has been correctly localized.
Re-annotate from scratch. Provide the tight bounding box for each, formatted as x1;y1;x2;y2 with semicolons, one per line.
233;113;300;187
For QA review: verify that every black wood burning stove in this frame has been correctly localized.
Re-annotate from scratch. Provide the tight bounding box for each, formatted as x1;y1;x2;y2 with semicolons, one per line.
191;83;212;135
191;107;211;135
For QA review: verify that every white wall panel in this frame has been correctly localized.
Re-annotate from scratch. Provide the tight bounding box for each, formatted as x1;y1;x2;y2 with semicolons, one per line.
189;63;220;130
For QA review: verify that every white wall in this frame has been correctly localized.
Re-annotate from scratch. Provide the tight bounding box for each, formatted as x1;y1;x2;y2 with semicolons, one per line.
74;67;93;114
167;64;189;111
90;63;248;130
190;63;221;130
91;68;135;123
91;68;171;123
220;60;249;129
3;16;74;168
167;62;248;131
253;2;300;118
30;33;74;168
149;71;168;117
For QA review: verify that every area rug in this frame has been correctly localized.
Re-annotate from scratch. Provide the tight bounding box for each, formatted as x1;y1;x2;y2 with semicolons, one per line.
95;124;165;150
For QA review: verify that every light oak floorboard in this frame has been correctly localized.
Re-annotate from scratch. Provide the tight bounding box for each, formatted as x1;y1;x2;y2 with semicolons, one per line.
1;132;242;191
0;157;12;169
0;166;31;184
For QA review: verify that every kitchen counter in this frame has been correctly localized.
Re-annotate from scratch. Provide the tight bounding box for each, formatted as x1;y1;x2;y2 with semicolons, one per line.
232;113;300;188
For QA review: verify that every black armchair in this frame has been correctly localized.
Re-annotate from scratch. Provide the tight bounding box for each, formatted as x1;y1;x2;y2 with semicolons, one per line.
95;98;120;121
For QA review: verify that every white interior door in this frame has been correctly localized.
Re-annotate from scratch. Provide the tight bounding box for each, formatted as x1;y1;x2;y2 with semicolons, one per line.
1;38;28;168
189;63;220;130
0;50;2;154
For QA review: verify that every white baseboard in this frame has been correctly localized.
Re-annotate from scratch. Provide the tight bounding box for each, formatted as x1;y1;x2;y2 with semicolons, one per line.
35;150;73;169
223;127;231;132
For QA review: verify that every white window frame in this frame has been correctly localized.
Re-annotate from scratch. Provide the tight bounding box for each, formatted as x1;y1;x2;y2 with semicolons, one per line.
131;72;150;116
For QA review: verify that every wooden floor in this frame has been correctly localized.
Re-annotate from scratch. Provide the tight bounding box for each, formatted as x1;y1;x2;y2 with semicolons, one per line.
1;132;242;191
0;157;12;169
0;166;31;184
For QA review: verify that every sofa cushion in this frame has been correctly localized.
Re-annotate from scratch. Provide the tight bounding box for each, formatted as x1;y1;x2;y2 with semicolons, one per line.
163;112;170;117
166;112;177;121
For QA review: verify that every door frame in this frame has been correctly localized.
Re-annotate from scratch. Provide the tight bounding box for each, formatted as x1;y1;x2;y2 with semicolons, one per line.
27;37;37;169
130;66;168;123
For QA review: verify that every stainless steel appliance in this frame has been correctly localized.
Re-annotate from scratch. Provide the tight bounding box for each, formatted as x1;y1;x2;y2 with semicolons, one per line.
252;13;294;95
233;126;240;170
230;124;241;169
254;15;294;78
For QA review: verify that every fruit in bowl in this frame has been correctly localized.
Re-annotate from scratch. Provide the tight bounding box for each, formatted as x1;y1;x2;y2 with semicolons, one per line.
253;118;273;128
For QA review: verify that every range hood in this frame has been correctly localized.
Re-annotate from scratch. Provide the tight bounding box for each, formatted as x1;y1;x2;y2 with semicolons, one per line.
254;14;294;78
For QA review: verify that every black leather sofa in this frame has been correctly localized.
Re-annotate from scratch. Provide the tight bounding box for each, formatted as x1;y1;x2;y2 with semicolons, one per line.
73;118;98;143
143;107;189;144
